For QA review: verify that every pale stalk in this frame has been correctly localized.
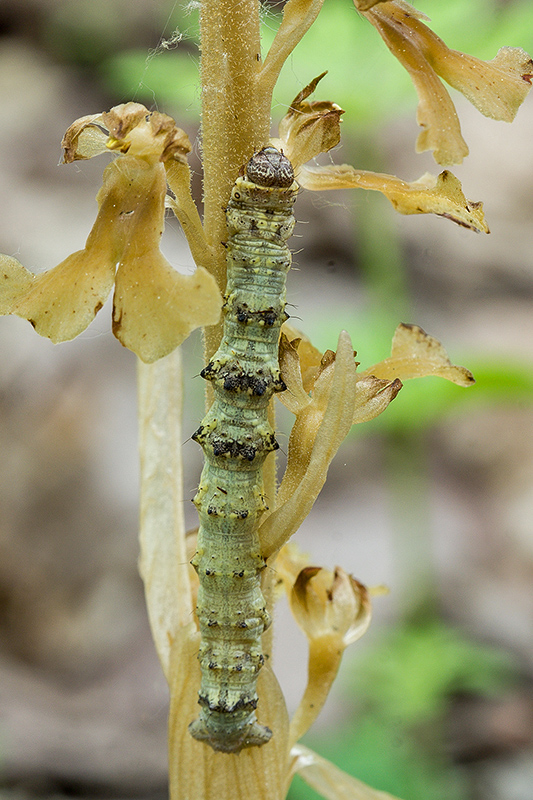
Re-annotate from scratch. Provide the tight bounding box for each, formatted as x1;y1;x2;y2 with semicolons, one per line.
288;634;342;748
137;348;192;682
200;0;270;360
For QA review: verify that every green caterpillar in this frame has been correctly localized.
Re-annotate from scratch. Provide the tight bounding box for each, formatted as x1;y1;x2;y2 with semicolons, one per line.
189;147;298;753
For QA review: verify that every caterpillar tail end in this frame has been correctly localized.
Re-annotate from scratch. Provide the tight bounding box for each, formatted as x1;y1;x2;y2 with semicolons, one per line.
188;715;272;753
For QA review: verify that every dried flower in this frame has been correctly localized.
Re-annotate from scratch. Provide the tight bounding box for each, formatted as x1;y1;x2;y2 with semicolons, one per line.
0;103;221;362
357;1;533;164
273;17;532;231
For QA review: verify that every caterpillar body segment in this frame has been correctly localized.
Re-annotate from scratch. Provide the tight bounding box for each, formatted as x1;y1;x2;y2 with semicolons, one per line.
189;147;298;753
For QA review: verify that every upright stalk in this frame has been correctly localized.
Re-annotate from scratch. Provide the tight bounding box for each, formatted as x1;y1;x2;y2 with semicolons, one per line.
199;0;271;359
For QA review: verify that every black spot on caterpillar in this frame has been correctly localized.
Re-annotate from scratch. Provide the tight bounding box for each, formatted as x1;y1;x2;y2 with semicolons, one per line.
189;147;298;753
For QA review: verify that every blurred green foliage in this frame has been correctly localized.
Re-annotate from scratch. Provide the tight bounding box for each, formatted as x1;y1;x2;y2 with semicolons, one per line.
288;621;517;800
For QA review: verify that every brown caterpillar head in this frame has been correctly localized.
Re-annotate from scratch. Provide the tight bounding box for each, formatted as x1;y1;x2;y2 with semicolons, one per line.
245;146;294;188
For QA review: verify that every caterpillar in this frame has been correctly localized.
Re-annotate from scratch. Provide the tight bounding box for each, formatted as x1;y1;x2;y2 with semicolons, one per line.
189;147;298;753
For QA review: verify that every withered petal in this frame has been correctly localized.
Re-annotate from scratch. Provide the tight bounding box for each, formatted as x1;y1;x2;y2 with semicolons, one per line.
361;2;533;165
277;73;344;169
2;249;115;343
62;113;109;163
298;164;489;232
352;375;402;425
260;331;357;558
361;322;475;386
113;254;221;363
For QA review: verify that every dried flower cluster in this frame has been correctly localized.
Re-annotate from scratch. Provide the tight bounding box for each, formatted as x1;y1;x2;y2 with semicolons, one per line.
1;1;531;799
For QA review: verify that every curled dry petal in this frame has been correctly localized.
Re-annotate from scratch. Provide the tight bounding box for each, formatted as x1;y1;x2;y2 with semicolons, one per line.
298;164;489;232
103;103;192;163
352;375;402;425
361;322;475;386
291;566;371;645
278;334;312;415
290;743;405;800
63;103;193;165
275;73;344;170
281;322;324;391
360;1;533;165
62;113;109;162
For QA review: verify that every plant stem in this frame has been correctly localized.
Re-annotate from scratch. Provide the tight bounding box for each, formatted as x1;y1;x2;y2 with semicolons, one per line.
199;0;271;360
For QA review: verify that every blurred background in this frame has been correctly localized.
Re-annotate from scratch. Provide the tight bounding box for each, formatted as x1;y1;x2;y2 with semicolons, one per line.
0;1;532;798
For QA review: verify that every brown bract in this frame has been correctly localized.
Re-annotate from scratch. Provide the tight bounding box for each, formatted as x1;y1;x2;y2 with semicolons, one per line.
0;103;221;363
274;73;344;170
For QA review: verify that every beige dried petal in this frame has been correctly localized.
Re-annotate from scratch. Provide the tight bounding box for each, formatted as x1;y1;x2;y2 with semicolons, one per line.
168;626;289;800
165;160;213;271
102;102;149;141
291;566;371;645
281;322;324;391
298;164;489;232
0;256;36;310
102;102;192;163
278;334;312;415
10;248;115;343
113;251;221;364
361;322;475;386
109;155;220;363
276;73;344;169
389;12;533;122
1;169;123;340
290;743;405;800
362;3;468;164
287;569;371;747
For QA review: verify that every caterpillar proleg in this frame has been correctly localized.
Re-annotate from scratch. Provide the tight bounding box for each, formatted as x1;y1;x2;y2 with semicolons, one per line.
189;147;298;753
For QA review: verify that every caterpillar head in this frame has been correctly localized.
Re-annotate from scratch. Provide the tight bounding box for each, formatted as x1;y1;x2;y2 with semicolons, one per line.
246;146;294;188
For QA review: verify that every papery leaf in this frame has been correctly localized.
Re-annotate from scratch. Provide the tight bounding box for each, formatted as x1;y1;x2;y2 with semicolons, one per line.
169;627;289;800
